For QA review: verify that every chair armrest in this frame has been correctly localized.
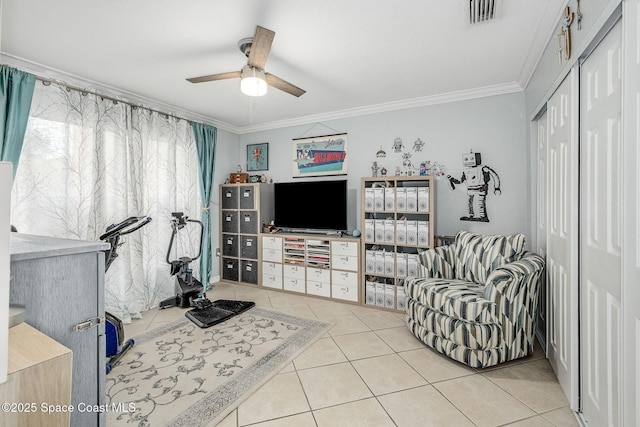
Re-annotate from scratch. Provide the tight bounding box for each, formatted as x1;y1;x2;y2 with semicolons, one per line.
416;244;456;279
483;252;545;317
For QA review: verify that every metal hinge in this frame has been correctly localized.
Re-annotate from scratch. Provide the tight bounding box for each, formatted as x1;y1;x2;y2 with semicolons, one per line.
73;316;105;332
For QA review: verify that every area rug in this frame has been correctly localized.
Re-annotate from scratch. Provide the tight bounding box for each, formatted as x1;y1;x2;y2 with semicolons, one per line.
106;307;332;426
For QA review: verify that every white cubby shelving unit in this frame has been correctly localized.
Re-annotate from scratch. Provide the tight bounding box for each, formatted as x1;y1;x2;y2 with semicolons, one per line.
361;176;435;312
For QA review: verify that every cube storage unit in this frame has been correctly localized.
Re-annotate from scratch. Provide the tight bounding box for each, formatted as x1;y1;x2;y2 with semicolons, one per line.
361;176;435;312
220;183;274;285
260;234;360;304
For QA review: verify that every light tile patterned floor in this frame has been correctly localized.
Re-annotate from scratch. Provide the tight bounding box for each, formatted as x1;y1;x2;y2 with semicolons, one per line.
124;282;580;427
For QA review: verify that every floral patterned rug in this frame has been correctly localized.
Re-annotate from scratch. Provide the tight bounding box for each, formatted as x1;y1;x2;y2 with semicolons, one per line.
106;307;332;426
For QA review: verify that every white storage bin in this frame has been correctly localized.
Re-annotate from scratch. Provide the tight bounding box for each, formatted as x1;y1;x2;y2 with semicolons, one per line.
262;236;282;250
332;284;358;302
331;241;358;256
262;274;283;289
307;280;331;298
283;277;305;293
284;264;306;279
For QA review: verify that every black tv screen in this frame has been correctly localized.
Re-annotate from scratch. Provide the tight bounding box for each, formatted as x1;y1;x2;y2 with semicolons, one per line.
274;180;348;231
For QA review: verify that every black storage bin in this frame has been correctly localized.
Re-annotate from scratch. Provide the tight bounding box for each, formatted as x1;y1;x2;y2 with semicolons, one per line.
222;234;239;257
241;260;258;284
240;235;258;259
239;186;255;210
222;211;238;233
222;258;239;282
221;186;239;209
239;211;258;234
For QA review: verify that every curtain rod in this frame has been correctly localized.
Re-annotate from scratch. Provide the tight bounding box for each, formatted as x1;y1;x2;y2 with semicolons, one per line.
35;76;195;125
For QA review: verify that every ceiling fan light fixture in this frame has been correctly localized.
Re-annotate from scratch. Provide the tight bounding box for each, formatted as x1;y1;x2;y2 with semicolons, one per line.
240;65;267;97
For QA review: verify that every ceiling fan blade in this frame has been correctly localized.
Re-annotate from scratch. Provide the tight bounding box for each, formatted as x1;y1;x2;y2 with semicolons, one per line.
265;73;306;97
186;71;241;84
247;26;275;70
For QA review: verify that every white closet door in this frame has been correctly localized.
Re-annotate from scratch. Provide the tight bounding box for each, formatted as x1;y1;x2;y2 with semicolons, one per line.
536;111;548;347
546;71;579;408
579;20;623;427
622;1;640;425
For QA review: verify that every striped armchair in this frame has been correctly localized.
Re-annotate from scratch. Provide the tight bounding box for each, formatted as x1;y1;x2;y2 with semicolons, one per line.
404;231;545;368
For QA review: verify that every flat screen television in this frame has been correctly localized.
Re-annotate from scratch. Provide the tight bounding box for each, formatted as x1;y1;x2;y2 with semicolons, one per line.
274;180;348;232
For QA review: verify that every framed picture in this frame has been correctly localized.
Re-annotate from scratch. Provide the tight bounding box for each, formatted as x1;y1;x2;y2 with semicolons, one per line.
247;143;269;171
292;133;348;178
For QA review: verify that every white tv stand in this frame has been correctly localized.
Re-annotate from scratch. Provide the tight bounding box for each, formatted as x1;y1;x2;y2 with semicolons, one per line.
260;232;361;304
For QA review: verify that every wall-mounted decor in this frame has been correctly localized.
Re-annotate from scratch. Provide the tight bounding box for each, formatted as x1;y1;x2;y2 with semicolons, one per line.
292;133;347;177
392;137;403;153
447;151;501;222
247;143;269;171
413;138;425;152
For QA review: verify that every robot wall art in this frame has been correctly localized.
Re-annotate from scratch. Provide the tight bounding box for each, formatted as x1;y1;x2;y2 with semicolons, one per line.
447;151;501;222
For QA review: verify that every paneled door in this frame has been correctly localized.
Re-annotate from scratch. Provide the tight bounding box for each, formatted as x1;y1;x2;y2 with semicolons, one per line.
579;20;622;426
546;70;579;409
535;111;547;347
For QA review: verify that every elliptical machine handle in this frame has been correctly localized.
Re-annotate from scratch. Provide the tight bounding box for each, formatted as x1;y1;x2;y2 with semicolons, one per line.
188;218;204;262
165;214;204;264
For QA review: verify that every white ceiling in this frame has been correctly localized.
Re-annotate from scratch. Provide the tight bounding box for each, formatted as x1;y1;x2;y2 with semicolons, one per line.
0;0;563;133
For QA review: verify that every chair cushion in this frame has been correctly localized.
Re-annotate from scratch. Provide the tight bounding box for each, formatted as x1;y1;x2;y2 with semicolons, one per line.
404;277;497;324
406;299;501;350
454;231;526;285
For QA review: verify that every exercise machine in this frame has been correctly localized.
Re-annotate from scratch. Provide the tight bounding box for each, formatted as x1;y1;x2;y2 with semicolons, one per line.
159;212;206;308
159;211;255;328
100;215;152;374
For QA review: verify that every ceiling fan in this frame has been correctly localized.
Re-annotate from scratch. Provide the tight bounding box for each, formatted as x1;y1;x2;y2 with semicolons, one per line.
186;26;306;98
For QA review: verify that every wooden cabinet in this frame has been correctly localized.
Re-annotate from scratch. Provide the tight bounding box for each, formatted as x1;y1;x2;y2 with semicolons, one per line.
361;176;435;312
220;183;274;286
9;234;109;427
0;323;72;427
259;234;361;303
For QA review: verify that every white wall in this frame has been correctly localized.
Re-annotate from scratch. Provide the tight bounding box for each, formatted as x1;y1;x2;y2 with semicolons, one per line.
229;92;531;245
209;128;240;280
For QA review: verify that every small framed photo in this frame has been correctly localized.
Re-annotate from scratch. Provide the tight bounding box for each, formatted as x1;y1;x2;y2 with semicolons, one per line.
247;143;269;171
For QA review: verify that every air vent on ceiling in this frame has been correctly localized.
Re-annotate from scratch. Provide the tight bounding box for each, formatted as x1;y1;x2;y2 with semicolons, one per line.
469;0;497;24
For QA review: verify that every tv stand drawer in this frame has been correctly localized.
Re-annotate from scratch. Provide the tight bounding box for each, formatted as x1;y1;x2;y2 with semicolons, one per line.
262;236;282;250
332;255;358;271
332;284;358;302
331;241;358;256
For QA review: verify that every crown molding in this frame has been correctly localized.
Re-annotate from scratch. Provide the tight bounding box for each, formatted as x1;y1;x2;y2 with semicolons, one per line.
235;82;524;134
3;53;525;136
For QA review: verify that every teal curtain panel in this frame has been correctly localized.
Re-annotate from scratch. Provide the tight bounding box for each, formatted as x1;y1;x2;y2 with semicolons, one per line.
192;122;217;289
0;66;36;178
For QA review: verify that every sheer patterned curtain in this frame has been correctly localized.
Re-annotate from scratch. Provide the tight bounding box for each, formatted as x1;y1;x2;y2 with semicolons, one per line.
11;82;200;322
